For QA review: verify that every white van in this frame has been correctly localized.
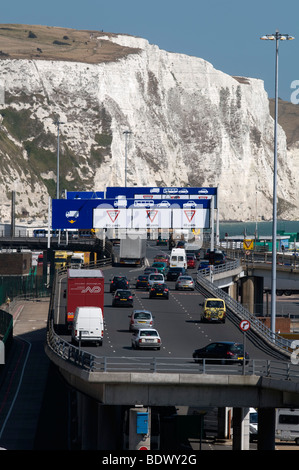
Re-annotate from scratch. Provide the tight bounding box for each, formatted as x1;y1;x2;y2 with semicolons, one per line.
276;408;299;445
72;306;104;346
249;408;258;441
170;248;187;269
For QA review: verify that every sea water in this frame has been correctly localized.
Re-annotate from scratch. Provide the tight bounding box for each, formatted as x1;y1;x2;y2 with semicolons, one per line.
219;220;299;238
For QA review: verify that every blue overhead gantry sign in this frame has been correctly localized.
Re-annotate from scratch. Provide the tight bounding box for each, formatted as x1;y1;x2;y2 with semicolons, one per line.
66;191;104;199
51;187;216;230
105;186;217;206
52;198;210;229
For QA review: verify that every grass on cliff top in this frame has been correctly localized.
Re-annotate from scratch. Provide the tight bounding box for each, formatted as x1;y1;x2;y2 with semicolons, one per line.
0;23;140;63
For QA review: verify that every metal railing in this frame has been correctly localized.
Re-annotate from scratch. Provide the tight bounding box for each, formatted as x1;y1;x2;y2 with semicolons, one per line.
46;326;299;380
197;259;241;277
196;267;293;355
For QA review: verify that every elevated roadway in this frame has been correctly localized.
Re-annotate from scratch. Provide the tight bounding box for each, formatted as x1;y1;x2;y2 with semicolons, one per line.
1;235;297;449
43;241;299;449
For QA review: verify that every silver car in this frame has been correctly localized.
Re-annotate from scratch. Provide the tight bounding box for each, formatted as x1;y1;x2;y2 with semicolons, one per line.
175;275;195;290
129;310;154;331
131;328;162;350
147;273;164;289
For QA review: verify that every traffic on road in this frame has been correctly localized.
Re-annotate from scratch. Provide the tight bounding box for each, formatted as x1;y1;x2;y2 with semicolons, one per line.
56;240;284;365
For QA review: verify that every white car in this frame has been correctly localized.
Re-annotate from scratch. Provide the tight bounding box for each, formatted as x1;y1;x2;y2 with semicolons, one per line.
183;201;197;207
131;328;162;350
157;201;171;207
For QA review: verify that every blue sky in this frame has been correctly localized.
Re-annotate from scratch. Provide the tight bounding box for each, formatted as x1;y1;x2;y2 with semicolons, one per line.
1;0;298;101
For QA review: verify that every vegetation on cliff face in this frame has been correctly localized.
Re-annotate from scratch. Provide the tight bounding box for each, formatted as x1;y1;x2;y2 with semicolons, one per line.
0;24;298;224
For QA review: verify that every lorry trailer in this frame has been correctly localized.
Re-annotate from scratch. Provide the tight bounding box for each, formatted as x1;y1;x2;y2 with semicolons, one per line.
66;268;104;328
119;237;146;266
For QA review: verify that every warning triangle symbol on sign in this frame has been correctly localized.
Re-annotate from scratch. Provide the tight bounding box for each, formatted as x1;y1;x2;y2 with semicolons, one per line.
244;240;253;249
184;210;196;222
146;210;158;222
107;210;120;223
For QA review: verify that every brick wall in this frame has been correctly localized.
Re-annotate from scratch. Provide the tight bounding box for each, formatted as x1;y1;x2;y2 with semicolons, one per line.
0;253;32;275
257;316;291;333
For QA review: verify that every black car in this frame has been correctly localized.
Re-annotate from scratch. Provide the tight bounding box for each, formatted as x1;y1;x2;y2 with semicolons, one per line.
204;250;226;266
135;274;149;289
192;342;249;364
166;267;186;281
112;289;134;307
110;276;129;292
156;236;168;246
149;283;169;299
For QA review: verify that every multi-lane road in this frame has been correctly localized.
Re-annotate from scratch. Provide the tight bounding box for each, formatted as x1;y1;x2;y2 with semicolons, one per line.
56;241;287;363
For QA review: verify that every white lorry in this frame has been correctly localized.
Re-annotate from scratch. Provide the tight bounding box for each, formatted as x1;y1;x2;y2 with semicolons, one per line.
120;236;146;266
70;252;85;268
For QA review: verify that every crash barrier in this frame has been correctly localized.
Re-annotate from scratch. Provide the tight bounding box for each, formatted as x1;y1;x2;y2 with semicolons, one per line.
46;325;299;379
0;309;13;346
196;266;292;356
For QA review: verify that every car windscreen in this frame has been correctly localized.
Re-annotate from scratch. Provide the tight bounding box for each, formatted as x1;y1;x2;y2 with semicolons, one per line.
117;290;131;296
206;300;224;308
134;312;151;319
140;330;158;336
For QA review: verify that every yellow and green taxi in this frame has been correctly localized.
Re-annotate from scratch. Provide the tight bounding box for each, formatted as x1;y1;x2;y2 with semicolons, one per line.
201;298;226;323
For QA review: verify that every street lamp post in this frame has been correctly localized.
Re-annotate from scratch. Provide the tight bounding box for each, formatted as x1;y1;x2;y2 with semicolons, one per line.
123;130;132;187
260;31;294;336
54;119;64;199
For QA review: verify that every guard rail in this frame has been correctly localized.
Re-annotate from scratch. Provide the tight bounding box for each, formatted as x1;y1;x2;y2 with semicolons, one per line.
46;326;299;380
196;265;292;355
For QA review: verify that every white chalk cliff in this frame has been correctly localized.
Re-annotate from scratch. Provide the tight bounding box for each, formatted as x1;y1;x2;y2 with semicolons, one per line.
0;32;297;224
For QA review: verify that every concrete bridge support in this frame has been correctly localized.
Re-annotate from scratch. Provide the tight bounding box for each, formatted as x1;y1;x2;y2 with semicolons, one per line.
232;407;276;450
240;276;264;315
228;282;238;301
232;407;250;450
257;408;276;450
73;392;125;450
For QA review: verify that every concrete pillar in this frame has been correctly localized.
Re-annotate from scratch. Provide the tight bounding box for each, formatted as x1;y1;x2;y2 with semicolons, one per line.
218;407;233;439
257;408;276;450
0;340;4;364
79;393;99;449
240;276;264;315
241;277;255;313
232;407;250;450
254;276;264;315
97;405;123;450
228;282;238;301
128;407;151;450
